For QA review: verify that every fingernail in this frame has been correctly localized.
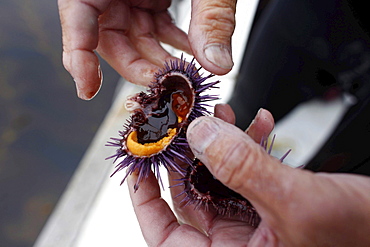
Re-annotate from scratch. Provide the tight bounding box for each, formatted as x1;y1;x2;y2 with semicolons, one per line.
74;65;102;100
254;108;263;123
74;79;86;100
256;108;263;117
255;108;264;122
246;108;262;133
204;44;233;69
74;79;91;100
187;117;220;156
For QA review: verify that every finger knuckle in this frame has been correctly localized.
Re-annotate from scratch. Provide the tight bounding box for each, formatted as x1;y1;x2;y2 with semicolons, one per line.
217;140;262;191
197;2;236;43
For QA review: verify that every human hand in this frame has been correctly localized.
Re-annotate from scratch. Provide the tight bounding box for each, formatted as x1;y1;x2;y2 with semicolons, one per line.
58;0;189;99
127;105;273;246
128;106;370;246
58;0;236;100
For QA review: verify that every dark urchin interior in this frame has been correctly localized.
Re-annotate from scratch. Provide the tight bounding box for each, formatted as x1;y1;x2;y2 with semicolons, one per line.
132;73;194;144
190;162;247;201
183;159;259;225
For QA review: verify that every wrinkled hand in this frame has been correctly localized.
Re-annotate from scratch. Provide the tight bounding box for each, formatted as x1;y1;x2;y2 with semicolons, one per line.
58;0;236;100
128;105;370;246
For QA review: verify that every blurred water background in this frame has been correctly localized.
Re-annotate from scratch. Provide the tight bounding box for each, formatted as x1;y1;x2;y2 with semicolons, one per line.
0;1;120;246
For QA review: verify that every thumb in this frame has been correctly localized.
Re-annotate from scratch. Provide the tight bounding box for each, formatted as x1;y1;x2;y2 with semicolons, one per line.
189;0;236;74
186;116;298;216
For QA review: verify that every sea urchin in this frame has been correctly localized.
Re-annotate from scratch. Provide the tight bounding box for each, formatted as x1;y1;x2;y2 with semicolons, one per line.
107;56;219;191
176;135;291;226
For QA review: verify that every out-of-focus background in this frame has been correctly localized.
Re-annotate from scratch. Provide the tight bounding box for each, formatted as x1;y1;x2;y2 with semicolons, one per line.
0;1;119;246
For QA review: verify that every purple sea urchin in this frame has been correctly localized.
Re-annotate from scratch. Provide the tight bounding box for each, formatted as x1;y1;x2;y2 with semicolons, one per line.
107;56;219;190
181;159;260;226
107;56;291;227
176;135;291;227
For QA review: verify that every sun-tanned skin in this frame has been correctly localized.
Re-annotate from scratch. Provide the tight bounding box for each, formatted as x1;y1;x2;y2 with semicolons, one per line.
58;0;235;99
58;0;370;245
128;105;370;247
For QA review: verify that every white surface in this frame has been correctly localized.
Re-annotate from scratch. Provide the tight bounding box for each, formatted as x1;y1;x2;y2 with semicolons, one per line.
74;165;172;247
271;98;351;168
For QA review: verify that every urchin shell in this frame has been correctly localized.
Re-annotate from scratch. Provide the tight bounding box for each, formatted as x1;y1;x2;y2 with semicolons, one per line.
107;56;219;190
176;135;291;227
178;159;261;226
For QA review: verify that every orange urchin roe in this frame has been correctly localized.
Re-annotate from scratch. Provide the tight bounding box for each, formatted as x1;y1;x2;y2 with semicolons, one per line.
127;128;177;156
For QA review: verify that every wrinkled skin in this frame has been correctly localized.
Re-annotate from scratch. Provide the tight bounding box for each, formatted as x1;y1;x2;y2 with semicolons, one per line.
58;0;236;99
59;0;370;245
128;105;370;247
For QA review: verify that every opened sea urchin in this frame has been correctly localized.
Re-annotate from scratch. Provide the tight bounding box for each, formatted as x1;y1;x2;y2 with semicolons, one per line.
107;56;219;191
176;135;291;226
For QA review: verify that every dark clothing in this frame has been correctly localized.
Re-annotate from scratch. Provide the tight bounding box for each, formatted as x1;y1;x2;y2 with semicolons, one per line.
229;0;370;175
